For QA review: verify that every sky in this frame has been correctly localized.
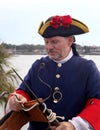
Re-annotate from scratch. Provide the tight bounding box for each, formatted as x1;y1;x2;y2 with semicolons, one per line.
0;0;100;46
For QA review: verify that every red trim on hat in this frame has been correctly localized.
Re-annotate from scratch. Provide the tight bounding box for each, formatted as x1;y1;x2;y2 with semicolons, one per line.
15;90;31;101
78;98;100;130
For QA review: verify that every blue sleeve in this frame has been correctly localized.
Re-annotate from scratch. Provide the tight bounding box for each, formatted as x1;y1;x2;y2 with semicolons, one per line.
86;60;100;99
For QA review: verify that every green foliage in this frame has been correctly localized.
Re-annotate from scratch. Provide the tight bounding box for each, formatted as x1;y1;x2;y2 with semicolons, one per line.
0;44;18;107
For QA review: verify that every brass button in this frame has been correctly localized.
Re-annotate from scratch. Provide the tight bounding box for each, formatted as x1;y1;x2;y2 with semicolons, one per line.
55;87;59;91
56;74;60;78
58;63;62;67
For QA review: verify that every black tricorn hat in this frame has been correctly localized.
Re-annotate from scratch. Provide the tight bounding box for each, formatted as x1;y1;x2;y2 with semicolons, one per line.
38;15;89;38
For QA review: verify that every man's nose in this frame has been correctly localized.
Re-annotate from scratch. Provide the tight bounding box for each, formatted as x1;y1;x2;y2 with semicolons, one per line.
46;43;54;49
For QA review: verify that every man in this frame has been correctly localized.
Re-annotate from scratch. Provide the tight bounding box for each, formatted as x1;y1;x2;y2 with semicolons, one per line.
6;15;100;130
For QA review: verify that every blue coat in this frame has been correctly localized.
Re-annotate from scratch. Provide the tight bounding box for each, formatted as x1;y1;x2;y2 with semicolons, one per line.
19;55;100;130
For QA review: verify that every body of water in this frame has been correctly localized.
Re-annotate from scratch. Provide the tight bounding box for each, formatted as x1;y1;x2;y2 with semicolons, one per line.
9;54;100;78
0;54;100;129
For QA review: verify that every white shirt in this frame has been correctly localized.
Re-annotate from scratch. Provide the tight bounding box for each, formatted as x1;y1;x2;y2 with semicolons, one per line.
69;116;93;130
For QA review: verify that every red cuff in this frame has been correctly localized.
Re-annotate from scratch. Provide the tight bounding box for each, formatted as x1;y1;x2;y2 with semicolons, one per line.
79;98;100;130
16;90;31;101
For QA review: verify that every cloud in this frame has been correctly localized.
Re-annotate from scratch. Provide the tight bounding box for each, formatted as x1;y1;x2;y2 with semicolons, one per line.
0;0;100;45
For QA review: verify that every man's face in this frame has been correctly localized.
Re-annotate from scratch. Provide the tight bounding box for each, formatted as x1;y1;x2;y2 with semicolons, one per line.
44;36;73;61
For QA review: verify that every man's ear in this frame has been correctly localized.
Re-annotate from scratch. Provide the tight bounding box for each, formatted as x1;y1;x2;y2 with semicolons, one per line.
68;36;74;47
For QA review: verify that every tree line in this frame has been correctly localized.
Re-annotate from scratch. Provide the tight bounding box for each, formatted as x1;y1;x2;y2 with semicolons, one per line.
1;42;100;55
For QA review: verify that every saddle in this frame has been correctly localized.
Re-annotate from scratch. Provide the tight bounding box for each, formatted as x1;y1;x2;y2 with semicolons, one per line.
0;99;47;130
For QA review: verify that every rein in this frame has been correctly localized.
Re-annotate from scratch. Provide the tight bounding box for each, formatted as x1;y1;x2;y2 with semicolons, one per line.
15;94;64;123
14;94;39;111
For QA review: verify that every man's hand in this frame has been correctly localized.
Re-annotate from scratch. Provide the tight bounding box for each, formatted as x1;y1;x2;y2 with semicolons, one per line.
6;93;27;112
49;121;75;130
